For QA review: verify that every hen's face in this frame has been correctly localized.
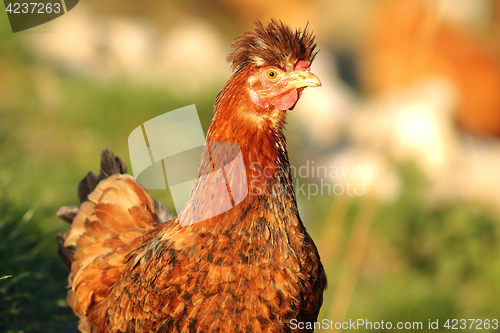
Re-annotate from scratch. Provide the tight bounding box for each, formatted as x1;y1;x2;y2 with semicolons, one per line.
247;60;321;111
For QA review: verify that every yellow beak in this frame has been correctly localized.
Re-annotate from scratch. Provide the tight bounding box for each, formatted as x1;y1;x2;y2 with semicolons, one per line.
287;71;322;89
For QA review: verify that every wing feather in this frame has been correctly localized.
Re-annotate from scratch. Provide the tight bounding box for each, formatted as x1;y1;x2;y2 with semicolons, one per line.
61;174;163;330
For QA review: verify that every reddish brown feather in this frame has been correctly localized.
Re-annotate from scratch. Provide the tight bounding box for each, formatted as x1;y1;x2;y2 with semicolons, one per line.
59;21;326;333
228;20;318;72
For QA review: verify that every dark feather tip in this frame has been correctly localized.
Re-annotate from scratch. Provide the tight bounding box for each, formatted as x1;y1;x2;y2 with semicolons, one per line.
76;148;128;202
100;147;127;178
77;170;100;203
228;20;318;72
56;206;79;224
55;234;75;271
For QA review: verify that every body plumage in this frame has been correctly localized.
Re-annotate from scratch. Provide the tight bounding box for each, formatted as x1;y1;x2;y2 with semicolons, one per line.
57;20;326;332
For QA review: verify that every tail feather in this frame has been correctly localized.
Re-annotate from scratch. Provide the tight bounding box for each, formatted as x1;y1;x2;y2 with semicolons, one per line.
77;148;127;203
56;147;171;326
55;234;75;271
64;174;162;320
77;171;99;204
100;147;127;178
56;205;79;224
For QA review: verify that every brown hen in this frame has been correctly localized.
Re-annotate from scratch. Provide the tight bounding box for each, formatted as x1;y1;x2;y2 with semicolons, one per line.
57;20;326;333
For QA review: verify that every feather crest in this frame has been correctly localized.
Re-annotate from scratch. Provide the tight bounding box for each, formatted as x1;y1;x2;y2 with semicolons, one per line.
228;20;318;72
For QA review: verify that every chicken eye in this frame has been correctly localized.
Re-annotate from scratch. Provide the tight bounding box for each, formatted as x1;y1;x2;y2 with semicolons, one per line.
266;70;279;80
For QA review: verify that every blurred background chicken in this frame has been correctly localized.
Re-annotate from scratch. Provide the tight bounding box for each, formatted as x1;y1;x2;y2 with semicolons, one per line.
2;0;500;332
363;0;500;137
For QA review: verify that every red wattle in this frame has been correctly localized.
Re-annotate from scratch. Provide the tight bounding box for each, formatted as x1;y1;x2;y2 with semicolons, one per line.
274;90;299;111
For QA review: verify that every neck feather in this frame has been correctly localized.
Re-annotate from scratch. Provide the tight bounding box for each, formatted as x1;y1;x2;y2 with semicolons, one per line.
179;68;299;230
208;69;295;198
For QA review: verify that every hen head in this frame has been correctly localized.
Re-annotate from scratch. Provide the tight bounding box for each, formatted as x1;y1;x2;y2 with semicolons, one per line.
227;20;321;112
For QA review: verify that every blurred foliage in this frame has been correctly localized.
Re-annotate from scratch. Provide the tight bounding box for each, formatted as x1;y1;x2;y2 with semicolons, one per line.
316;164;500;332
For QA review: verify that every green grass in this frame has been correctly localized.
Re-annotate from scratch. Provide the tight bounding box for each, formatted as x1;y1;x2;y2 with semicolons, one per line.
0;196;78;332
